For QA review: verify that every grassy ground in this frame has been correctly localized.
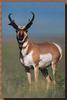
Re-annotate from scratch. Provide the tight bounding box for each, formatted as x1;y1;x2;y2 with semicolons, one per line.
3;38;65;98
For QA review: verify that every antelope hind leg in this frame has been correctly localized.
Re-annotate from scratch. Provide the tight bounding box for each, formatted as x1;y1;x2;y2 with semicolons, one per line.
51;62;57;84
34;65;39;83
40;68;52;83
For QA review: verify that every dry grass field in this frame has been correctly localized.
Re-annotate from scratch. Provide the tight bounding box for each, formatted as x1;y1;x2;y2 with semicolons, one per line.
3;37;65;98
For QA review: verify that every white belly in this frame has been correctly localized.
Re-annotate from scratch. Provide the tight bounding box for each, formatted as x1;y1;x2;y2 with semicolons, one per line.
39;53;52;68
20;51;52;68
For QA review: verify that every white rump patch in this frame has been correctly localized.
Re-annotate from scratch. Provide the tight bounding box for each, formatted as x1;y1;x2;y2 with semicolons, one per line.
39;53;52;68
53;42;62;60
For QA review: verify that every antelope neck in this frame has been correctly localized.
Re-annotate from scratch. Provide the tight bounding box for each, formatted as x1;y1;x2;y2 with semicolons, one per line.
19;40;28;50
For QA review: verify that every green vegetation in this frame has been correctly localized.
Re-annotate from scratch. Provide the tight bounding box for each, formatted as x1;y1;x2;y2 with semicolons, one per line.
3;39;65;98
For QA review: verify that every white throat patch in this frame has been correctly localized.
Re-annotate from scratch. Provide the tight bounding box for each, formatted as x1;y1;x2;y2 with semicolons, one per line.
23;41;28;47
21;45;29;57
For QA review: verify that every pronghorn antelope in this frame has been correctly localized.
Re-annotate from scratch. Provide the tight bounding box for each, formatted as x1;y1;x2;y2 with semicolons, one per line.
8;12;62;85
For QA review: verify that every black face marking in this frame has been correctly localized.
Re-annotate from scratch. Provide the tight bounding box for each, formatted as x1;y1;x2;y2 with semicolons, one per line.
18;32;24;40
16;30;28;46
17;30;24;41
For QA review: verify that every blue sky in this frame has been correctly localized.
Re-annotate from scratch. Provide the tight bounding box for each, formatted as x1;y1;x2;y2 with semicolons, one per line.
2;2;65;40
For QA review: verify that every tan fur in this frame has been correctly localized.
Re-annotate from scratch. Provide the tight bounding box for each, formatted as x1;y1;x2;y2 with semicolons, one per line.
27;41;60;64
26;40;62;84
16;29;62;84
8;13;62;84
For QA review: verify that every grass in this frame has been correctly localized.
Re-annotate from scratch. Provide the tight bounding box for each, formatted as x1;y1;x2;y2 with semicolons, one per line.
3;38;65;98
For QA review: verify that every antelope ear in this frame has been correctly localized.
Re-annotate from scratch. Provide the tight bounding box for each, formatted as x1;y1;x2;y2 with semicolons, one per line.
23;29;28;33
16;29;20;34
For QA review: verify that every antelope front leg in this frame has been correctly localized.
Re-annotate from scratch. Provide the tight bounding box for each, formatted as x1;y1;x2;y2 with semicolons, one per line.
26;72;31;85
34;65;39;82
25;67;31;85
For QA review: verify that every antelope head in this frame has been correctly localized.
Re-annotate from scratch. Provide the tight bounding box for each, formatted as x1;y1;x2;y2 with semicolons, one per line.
8;12;35;44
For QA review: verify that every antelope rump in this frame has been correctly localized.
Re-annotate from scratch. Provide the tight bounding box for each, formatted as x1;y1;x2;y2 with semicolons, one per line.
8;12;62;85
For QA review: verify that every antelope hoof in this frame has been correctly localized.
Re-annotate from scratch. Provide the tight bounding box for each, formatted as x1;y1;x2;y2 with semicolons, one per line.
53;80;56;85
46;75;52;83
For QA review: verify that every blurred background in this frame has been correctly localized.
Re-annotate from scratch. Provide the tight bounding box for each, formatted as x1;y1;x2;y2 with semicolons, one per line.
2;2;65;98
2;2;65;42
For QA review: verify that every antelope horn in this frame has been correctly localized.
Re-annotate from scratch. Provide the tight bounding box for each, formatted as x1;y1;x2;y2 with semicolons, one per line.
24;12;35;30
8;13;19;30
